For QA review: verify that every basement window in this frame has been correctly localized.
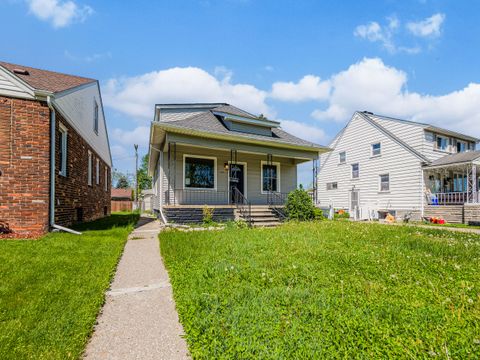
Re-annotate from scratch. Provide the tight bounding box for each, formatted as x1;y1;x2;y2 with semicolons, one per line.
58;123;68;177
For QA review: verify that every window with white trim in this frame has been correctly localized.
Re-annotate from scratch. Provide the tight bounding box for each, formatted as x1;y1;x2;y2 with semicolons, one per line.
105;166;108;191
436;135;449;151
339;151;346;164
94;100;99;134
456;140;467;153
261;162;280;192
184;156;216;189
351;163;359;179
88;150;92;186
379;174;390;192
326;182;338;190
371;142;381;156
58;123;68;177
96;158;100;185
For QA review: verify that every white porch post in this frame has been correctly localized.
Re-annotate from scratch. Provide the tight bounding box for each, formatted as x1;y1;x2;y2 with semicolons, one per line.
466;166;471;204
472;164;478;203
420;167;425;218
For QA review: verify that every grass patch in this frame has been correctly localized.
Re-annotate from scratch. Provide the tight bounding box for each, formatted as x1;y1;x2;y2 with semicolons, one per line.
161;221;480;359
0;213;139;359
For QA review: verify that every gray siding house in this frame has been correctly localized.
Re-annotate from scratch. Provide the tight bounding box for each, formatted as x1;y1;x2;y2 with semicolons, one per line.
318;111;480;223
148;103;328;226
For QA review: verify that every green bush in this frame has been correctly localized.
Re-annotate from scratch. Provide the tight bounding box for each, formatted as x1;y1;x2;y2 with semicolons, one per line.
285;186;317;221
202;205;214;225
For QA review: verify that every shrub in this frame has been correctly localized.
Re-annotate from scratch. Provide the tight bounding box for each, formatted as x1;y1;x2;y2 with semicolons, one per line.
334;210;350;220
202;206;214;225
285;186;316;221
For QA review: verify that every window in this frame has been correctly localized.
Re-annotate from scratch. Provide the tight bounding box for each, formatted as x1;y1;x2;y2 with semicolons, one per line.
453;173;467;192
326;182;338;190
436;135;449;151
105;166;108;191
371;142;381;156
96;158;100;185
87;151;92;186
93;100;99;134
184;155;216;189
351;163;359;179
58;123;68;177
456;140;467;153
379;174;390;192
339;151;346;164
261;162;280;192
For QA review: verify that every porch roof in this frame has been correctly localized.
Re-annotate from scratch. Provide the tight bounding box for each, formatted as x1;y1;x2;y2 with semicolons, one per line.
423;151;480;169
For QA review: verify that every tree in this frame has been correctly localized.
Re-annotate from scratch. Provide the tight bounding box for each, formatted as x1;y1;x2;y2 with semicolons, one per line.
137;154;152;191
116;175;130;189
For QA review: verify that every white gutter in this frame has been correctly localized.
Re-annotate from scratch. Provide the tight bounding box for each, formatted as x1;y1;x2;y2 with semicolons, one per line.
47;96;82;235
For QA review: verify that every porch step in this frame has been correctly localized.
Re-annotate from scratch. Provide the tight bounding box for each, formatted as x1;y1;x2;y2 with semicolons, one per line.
424;205;464;224
237;206;284;227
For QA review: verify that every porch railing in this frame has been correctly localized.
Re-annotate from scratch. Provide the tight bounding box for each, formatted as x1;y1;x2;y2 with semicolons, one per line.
267;191;288;220
167;189;230;206
232;187;252;227
427;192;468;205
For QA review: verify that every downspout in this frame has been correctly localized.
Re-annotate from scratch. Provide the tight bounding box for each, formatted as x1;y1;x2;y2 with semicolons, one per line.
47;96;81;235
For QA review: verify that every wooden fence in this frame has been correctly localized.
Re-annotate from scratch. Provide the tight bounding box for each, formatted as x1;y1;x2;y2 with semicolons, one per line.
111;200;133;212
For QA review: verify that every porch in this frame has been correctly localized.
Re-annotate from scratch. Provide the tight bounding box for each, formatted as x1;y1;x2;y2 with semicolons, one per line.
423;154;480;206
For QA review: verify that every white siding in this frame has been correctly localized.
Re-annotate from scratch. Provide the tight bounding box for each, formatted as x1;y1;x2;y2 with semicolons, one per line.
0;68;34;99
54;83;112;167
318;113;423;213
369;116;424;152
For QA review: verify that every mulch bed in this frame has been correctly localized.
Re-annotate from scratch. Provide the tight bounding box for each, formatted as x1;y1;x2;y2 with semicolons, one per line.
0;231;45;240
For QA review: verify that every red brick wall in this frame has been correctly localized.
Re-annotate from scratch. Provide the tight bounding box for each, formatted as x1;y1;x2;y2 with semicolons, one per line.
0;95;112;234
0;96;50;233
54;112;111;227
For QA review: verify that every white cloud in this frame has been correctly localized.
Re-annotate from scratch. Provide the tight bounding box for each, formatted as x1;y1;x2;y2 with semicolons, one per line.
280;120;327;144
26;0;93;28
354;17;399;53
111;126;150;147
407;13;445;37
270;75;330;102
104;66;272;119
311;57;480;137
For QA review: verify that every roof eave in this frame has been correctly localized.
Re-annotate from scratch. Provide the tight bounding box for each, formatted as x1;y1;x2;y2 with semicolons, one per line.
152;122;330;154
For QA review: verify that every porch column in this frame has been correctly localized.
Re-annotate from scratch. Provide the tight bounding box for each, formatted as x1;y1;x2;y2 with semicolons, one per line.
466;166;471;204
167;142;177;205
312;158;319;205
472;164;478;203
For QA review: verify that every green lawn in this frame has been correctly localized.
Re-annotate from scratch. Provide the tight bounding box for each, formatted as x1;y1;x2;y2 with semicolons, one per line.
0;213;138;360
160;221;480;359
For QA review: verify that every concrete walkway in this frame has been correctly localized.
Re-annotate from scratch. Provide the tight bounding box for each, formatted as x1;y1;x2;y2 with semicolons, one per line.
84;216;189;360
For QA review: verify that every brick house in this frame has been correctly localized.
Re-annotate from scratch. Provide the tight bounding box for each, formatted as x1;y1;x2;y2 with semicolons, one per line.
0;61;112;235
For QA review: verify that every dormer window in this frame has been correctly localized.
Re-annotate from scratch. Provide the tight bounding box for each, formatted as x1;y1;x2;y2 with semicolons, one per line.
456;140;467;153
436;135;448;152
94;100;99;134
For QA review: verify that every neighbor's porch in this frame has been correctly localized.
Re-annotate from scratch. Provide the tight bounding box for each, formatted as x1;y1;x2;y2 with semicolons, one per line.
423;163;480;206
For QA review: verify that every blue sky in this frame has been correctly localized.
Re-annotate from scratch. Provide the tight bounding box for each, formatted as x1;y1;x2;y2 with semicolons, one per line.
1;0;480;185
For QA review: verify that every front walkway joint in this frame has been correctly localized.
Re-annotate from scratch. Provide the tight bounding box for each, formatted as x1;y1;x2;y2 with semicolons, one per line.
84;216;189;360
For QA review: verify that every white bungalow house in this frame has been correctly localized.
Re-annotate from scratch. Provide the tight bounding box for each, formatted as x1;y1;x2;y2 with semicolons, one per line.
148;103;328;226
317;111;480;223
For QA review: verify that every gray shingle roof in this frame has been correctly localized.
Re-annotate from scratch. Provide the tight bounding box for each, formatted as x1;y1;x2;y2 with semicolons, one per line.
425;151;480;167
211;104;258;119
161;110;326;150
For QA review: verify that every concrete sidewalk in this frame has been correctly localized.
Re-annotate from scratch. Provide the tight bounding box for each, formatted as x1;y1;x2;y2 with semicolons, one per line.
84;216;189;360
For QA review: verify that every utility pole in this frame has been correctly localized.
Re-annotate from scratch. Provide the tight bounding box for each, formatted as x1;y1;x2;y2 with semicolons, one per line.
134;144;139;210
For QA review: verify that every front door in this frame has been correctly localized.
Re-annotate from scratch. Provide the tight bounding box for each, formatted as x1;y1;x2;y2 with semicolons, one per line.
230;163;245;203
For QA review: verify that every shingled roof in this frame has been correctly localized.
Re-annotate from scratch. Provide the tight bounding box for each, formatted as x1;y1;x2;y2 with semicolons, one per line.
160;109;326;150
0;61;95;93
424;150;480;168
